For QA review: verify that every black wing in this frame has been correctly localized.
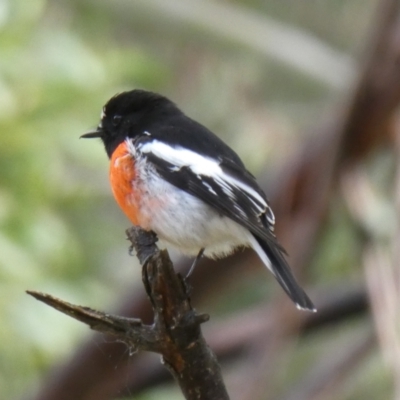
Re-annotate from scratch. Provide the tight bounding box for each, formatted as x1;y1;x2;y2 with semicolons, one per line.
135;135;315;311
136;135;280;249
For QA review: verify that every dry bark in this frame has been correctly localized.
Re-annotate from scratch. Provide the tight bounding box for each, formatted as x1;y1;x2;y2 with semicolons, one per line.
28;227;229;400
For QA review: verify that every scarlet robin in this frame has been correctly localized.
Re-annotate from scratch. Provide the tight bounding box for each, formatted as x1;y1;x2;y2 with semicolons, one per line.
81;90;315;312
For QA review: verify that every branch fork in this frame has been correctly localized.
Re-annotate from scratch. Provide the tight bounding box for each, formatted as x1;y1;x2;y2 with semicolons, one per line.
28;226;229;400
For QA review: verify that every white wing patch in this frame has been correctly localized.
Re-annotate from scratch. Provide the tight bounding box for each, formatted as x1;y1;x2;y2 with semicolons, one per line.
202;181;217;195
125;138;137;157
139;140;268;213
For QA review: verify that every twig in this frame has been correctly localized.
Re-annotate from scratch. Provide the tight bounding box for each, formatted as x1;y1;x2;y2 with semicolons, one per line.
28;227;229;400
26;291;158;351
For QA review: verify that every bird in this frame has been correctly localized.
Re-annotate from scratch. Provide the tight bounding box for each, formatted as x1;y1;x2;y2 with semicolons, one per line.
81;89;316;312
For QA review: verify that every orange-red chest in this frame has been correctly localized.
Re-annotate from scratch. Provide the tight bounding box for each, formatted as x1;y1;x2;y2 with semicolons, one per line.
109;142;141;225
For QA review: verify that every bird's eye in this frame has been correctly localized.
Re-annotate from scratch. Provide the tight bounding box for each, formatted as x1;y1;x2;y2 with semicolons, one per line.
113;115;122;126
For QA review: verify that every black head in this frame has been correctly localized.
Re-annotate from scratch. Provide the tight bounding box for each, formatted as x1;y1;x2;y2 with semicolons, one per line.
81;90;180;157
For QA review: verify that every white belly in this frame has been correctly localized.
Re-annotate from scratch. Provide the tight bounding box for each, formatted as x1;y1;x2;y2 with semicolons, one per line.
136;162;250;258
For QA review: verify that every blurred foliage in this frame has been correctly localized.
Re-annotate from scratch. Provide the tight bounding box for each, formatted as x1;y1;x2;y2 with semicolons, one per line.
0;0;392;399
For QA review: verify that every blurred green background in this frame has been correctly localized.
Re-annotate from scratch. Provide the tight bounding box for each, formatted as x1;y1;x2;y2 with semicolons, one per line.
1;0;393;399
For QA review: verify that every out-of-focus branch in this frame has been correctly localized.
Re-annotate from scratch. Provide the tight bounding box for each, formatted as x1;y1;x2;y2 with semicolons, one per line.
338;0;400;162
341;121;400;398
204;284;368;358
29;227;229;400
280;329;375;400
84;0;354;89
364;249;400;397
235;1;400;398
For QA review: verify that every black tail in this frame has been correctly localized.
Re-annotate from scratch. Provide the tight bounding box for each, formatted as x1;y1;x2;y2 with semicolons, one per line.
252;235;316;312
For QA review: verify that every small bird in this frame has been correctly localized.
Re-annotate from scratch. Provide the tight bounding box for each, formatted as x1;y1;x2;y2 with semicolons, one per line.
81;90;315;312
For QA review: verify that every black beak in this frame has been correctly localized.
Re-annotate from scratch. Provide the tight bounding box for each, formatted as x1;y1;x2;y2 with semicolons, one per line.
80;129;103;139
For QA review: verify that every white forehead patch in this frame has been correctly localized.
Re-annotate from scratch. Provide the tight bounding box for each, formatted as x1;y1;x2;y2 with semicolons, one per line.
100;107;106;120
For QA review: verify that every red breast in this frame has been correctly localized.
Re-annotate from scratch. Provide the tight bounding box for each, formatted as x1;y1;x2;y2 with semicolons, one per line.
109;141;141;225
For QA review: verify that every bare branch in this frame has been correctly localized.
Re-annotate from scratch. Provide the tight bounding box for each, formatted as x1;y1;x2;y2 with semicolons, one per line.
28;227;229;400
26;291;159;352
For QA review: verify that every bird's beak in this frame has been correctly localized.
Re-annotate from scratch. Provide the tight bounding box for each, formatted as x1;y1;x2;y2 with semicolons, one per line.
80;128;103;139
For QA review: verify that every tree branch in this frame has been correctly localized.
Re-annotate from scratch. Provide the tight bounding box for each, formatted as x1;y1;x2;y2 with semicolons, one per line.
28;226;229;400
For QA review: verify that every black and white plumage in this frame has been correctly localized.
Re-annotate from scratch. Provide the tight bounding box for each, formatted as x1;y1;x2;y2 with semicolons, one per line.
81;90;316;312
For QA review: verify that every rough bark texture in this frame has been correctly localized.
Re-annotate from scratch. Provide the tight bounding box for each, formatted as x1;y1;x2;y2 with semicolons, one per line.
28;227;229;400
